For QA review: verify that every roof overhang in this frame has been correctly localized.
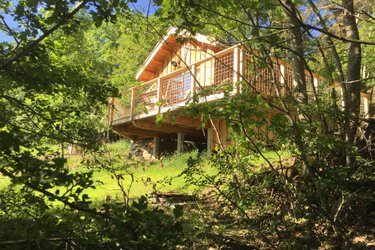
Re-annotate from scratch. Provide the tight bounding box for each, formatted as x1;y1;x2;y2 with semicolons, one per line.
136;27;224;82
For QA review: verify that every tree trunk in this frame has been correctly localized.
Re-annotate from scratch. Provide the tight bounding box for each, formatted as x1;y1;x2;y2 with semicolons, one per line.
280;0;308;103
342;0;361;161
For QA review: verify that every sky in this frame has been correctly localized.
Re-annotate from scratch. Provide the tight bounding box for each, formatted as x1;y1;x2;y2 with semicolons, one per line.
0;0;159;42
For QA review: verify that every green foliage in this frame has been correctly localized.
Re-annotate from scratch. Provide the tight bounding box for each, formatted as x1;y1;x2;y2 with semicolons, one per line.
157;1;375;245
183;82;375;247
0;2;189;248
0;137;205;247
0;188;186;249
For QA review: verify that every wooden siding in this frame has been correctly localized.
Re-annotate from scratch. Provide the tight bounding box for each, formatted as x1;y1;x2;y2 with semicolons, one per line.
160;41;220;79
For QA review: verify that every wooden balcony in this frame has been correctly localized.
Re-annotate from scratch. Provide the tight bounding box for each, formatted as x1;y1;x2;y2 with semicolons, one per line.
109;45;370;130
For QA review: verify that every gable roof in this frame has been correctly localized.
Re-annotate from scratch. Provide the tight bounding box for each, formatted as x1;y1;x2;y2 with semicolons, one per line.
136;27;225;82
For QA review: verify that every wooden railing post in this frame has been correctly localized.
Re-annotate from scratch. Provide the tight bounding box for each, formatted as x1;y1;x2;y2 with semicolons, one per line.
190;64;196;101
233;46;239;82
233;46;241;94
130;88;136;120
157;78;162;113
238;47;243;93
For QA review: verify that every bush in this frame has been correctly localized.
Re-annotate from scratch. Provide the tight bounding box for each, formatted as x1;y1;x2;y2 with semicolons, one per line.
0;188;187;249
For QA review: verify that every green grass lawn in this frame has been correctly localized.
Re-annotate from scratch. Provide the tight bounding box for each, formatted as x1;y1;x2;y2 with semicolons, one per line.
64;139;210;202
1;139;289;204
0;140;210;205
84;151;203;202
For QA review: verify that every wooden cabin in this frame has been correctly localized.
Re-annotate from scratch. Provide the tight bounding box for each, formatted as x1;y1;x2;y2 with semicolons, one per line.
109;27;370;158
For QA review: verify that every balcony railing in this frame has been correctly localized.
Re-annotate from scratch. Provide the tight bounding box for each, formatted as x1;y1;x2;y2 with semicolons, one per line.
109;45;370;126
109;45;242;125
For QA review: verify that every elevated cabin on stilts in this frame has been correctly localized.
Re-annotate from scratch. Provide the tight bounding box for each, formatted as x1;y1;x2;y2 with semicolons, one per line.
108;27;371;159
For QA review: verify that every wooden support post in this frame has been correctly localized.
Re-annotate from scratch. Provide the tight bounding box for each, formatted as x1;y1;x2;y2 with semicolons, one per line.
129;139;135;158
157;78;162;113
130;88;136;120
153;137;160;159
207;128;213;156
177;133;185;154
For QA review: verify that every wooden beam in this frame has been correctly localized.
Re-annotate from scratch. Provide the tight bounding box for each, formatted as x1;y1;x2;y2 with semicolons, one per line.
113;121;205;141
162;115;202;128
133;120;200;135
113;125;167;138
